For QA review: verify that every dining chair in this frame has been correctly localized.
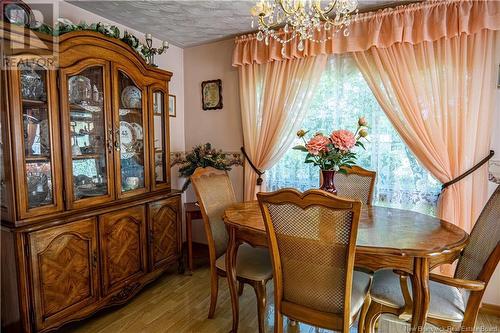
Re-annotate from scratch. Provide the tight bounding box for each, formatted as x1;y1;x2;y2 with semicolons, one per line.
362;185;500;333
190;167;273;333
257;188;372;333
334;166;377;205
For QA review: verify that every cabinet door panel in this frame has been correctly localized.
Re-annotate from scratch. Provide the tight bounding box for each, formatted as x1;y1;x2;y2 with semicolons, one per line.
99;205;146;295
112;64;150;198
60;59;115;209
27;218;98;331
148;197;181;270
148;85;171;191
9;62;64;219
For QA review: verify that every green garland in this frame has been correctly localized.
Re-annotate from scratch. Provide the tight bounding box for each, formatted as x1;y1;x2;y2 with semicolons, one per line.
28;19;150;60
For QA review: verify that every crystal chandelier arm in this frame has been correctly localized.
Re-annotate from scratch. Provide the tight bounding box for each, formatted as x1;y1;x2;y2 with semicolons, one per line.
258;15;282;30
277;0;301;15
312;0;339;16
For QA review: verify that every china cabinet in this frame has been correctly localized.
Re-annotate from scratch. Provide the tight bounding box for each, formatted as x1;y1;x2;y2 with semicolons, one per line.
1;23;181;333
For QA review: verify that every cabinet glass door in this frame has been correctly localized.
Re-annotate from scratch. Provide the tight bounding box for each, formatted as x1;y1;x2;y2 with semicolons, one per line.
62;63;114;208
151;89;169;189
20;64;56;210
116;70;147;196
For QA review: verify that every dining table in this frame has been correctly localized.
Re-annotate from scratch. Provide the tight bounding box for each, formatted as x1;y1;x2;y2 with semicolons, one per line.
222;201;469;333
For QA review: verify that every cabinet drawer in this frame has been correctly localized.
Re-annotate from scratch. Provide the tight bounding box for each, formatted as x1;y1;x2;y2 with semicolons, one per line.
147;196;181;270
99;205;147;295
27;218;99;331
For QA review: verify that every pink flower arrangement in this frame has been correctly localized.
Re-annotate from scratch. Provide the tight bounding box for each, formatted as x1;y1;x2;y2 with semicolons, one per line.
330;130;356;152
294;117;369;171
305;134;331;155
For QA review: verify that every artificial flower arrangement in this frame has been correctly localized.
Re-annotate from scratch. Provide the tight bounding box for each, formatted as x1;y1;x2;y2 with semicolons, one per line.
178;143;232;191
293;117;369;193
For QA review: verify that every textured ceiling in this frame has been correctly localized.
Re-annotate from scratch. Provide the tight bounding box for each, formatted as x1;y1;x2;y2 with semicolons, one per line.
68;0;400;48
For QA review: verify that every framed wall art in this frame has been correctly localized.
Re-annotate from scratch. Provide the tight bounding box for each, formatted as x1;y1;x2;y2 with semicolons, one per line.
169;94;176;117
201;79;222;110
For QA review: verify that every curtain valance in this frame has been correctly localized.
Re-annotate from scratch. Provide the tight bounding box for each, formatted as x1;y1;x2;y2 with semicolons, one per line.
232;0;500;66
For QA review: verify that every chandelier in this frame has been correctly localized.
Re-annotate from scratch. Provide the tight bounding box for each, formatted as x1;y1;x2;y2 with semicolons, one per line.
250;0;358;54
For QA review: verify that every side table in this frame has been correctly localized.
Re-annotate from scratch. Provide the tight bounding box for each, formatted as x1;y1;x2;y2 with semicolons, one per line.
184;202;202;273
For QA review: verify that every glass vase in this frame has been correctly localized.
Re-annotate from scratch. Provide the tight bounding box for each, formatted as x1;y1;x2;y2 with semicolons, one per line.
320;170;337;194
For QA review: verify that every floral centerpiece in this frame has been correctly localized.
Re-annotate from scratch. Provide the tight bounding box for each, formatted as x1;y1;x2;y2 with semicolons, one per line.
293;117;369;194
179;143;232;191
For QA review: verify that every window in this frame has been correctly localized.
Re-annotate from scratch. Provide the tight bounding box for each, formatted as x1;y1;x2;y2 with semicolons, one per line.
266;56;441;215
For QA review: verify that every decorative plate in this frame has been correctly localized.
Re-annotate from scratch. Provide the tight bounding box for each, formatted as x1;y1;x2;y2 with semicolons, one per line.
3;1;33;27
131;123;143;140
121;86;141;108
68;75;92;104
119;121;136;159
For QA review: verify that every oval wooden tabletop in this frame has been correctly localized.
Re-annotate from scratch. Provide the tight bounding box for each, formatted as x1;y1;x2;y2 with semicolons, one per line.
223;201;469;258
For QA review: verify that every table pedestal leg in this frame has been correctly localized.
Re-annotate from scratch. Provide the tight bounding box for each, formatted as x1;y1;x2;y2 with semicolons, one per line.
410;257;430;333
226;227;241;333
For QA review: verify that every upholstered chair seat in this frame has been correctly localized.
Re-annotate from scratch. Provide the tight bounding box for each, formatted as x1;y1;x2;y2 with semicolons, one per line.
349;271;373;319
370;269;467;322
216;244;273;281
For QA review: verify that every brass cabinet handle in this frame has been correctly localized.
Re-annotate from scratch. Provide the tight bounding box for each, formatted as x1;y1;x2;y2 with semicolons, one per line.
107;127;114;153
114;125;120;151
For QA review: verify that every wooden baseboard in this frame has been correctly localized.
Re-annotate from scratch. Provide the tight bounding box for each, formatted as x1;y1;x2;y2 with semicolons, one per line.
480;303;500;316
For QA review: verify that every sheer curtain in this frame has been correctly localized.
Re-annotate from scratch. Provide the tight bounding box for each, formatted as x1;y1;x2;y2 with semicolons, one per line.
267;55;441;215
353;30;498;233
239;55;327;200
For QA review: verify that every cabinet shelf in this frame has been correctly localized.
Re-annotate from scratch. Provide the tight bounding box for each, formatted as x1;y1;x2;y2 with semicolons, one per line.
72;154;101;160
25;155;50;162
119;108;142;116
70;104;102;113
22;99;47;105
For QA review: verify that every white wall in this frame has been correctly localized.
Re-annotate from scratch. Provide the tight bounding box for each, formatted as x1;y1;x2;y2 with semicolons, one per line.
183;39;244;244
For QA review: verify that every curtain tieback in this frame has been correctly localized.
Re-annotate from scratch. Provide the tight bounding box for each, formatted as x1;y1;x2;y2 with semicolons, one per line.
441;150;495;191
240;147;264;185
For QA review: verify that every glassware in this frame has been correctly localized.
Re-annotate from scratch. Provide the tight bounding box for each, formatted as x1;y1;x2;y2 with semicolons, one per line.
68;75;92;105
26;163;52;208
20;66;45;100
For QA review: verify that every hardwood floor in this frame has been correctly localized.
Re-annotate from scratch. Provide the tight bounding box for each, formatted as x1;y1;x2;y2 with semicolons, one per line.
61;267;500;333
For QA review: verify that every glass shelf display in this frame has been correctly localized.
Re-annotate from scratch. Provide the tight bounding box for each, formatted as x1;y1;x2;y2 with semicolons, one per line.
20;64;54;209
118;71;145;193
67;66;108;200
153;91;167;185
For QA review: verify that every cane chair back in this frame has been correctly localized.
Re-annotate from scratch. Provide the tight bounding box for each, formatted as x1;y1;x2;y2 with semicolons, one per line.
455;185;500;282
258;189;362;331
334;166;376;205
191;167;236;258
